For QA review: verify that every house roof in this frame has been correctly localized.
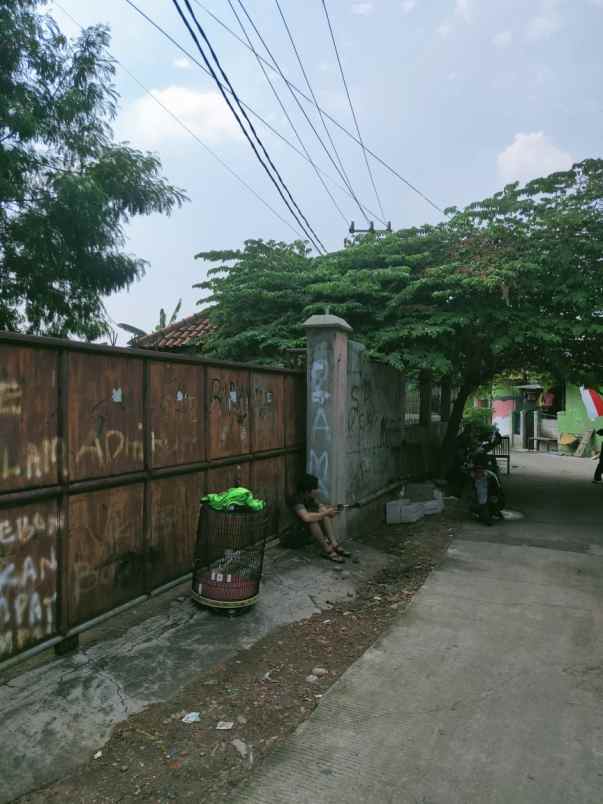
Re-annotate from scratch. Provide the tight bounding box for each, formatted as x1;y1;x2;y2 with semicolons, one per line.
132;311;214;351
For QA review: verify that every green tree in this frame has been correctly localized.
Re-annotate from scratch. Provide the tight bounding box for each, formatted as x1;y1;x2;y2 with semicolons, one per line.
194;239;312;364
0;1;187;339
197;160;603;466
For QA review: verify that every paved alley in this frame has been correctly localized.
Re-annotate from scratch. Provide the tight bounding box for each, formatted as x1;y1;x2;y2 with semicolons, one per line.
236;452;603;804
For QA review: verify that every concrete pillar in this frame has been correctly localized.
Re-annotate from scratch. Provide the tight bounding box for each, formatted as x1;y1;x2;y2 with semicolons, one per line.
304;314;352;527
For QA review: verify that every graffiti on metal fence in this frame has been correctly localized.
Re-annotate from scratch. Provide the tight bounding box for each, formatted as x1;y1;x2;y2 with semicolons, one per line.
0;510;58;659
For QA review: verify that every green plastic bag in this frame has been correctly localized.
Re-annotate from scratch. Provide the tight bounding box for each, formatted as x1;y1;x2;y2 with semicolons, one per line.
202;486;266;512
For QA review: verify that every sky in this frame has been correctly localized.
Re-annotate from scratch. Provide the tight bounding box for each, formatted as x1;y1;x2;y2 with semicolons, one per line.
48;0;603;342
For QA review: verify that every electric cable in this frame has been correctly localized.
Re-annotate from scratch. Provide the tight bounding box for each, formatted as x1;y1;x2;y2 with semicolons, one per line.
227;0;349;225
171;0;326;253
190;0;445;214
321;0;385;220
123;0;384;222
53;1;305;240
272;0;370;224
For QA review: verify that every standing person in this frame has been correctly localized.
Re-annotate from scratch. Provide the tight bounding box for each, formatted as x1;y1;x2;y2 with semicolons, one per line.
593;429;603;483
288;474;351;563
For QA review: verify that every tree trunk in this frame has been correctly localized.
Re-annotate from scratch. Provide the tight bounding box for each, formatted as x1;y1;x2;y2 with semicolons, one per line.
440;383;474;475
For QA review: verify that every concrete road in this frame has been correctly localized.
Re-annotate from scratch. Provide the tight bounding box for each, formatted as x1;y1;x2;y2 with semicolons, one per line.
237;452;603;804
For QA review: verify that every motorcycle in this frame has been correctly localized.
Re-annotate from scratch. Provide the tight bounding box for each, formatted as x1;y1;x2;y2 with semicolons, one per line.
467;436;506;525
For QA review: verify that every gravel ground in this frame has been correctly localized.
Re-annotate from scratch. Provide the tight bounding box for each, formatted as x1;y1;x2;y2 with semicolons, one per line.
18;508;459;804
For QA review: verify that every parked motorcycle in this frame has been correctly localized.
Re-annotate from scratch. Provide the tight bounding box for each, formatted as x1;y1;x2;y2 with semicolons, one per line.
467;435;506;525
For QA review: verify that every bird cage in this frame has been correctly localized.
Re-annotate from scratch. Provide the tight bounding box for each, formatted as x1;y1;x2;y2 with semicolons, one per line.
192;505;270;612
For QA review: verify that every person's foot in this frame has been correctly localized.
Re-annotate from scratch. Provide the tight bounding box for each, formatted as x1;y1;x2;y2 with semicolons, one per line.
321;548;345;563
592;479;601;484
334;546;352;557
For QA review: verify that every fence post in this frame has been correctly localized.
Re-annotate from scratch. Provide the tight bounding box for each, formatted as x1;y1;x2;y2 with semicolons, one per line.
304;314;352;536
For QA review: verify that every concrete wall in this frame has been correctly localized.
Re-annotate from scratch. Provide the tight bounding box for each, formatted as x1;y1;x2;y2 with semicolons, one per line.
557;383;603;456
305;314;444;539
345;342;402;503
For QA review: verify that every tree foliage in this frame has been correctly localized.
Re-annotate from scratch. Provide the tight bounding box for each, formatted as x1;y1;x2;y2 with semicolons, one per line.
0;0;187;339
196;159;603;450
194;240;312;364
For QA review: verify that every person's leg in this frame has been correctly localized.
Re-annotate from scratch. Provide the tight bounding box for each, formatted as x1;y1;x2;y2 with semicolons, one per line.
318;506;338;548
594;453;603;483
318;506;351;556
307;522;344;561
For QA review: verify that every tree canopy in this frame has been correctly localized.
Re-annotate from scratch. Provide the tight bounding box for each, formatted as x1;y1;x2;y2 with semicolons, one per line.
196;159;603;452
0;0;187;339
197;159;603;374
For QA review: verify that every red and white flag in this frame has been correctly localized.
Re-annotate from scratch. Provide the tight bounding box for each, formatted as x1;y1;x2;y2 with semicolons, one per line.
580;387;603;420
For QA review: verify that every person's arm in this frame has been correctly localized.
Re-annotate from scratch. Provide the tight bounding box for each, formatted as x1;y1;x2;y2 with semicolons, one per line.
293;504;327;524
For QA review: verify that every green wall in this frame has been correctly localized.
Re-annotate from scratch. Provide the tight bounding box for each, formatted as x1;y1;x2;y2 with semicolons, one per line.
557;383;603;456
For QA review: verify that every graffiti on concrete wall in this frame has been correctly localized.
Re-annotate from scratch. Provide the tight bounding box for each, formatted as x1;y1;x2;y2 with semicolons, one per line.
309;342;331;497
346;355;402;502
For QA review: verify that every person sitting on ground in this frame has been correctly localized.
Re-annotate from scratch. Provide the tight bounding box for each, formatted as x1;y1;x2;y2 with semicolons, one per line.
288;473;351;563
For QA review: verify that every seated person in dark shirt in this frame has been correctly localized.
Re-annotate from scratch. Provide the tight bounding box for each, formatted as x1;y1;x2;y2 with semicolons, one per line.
288;473;350;563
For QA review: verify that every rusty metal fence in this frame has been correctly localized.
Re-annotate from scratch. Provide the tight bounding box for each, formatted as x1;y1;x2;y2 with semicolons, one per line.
0;333;306;666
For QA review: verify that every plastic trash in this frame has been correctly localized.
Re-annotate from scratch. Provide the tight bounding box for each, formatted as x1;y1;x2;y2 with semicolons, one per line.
216;721;234;730
181;712;201;724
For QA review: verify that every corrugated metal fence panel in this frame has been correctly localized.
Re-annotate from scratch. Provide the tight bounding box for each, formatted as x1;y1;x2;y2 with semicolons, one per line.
0;345;59;492
207;368;251;460
148;474;203;588
150;362;204;468
206;462;251;495
67;485;145;627
0;333;306;664
251;373;284;453
0;499;59;661
251;456;286;533
68;353;144;481
285;374;306;448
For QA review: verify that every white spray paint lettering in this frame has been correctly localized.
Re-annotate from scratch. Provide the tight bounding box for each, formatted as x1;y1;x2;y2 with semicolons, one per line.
309;342;331;497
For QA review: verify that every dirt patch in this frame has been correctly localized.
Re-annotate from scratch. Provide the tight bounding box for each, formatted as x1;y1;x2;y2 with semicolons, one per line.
19;511;458;804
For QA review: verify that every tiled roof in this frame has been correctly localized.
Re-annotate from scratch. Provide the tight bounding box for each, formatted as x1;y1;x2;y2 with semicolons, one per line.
132;311;214;350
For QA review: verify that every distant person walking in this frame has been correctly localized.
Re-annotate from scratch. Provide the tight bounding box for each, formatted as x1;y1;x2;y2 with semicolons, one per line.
593;429;603;483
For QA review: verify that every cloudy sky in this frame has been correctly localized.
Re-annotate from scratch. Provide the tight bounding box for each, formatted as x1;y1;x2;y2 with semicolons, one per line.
49;0;603;341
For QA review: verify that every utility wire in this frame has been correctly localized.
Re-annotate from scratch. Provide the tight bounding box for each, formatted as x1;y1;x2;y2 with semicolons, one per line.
233;0;383;227
235;0;379;226
123;0;384;223
227;0;349;225
321;0;385;221
53;1;304;240
190;0;445;215
272;0;370;225
170;0;326;253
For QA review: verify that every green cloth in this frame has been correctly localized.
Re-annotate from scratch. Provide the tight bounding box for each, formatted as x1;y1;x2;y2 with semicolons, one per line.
202;486;266;512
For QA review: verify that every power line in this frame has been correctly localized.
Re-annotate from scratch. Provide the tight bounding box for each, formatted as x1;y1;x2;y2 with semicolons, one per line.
123;0;382;223
272;0;370;225
234;0;379;226
238;0;385;224
227;0;349;225
190;0;445;215
170;0;326;253
52;1;305;240
320;0;385;221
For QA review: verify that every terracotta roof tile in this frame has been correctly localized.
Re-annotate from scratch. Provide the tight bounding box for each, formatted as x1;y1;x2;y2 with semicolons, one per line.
132;311;214;350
